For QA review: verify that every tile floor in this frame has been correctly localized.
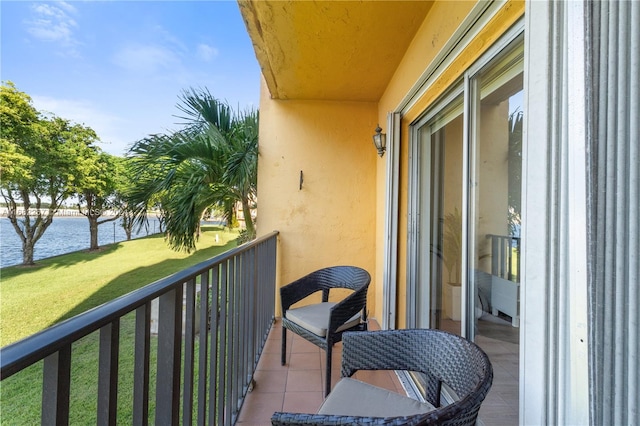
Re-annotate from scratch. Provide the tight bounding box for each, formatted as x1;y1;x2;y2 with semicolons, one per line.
237;319;519;426
475;334;520;425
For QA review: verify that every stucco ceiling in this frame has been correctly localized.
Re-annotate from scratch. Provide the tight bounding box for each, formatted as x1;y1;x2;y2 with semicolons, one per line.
239;1;433;102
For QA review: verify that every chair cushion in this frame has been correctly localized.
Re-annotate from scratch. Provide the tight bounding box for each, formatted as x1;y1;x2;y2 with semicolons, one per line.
285;302;361;337
318;378;435;418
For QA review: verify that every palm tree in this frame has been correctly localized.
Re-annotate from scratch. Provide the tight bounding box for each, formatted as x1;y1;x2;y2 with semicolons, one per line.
508;109;523;237
128;88;257;252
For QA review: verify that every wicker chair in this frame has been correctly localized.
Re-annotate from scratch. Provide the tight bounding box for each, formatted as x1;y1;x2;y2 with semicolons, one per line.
281;266;371;397
272;329;493;426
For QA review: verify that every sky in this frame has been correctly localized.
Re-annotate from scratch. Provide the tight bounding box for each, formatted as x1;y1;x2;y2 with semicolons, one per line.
1;0;262;156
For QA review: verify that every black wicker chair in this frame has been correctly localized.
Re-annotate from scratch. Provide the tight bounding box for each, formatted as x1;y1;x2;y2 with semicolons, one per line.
272;329;493;426
281;266;371;397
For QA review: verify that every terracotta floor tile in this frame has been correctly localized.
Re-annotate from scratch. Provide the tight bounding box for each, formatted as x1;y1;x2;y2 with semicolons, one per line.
286;369;322;392
353;369;398;392
367;321;381;331
261;334;284;354
256;351;286;370
288;351;321;370
237;391;284;424
290;335;320;353
252;369;287;393
282;391;324;413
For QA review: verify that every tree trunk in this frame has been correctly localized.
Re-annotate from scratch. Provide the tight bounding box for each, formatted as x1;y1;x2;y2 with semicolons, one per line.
89;216;99;250
241;197;255;237
5;191;57;266
22;237;35;265
122;215;133;240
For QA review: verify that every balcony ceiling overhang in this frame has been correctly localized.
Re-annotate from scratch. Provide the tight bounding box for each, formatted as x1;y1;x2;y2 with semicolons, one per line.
239;1;433;102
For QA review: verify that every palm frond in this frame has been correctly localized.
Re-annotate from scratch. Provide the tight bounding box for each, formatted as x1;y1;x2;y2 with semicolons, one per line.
127;87;258;251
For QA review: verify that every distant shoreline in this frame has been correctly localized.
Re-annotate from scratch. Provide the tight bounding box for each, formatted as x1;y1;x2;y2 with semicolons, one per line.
0;208;161;218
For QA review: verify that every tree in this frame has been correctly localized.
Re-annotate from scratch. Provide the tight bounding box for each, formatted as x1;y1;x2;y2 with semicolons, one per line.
75;151;125;250
117;156;163;240
508;109;523;237
0;81;101;265
128;88;258;252
176;88;258;241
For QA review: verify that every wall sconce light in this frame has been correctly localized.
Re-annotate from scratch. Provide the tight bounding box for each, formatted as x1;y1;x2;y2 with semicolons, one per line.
372;125;386;157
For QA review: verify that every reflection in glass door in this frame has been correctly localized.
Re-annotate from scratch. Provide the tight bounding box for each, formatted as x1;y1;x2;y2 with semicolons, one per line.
415;93;463;336
468;41;523;423
469;45;523;340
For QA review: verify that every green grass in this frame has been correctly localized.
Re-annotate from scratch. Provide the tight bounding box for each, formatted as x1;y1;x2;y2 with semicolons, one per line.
1;225;235;424
1;312;163;425
0;225;238;347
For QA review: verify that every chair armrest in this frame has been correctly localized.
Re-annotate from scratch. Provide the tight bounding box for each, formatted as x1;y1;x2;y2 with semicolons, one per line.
271;411;418;425
327;286;368;333
280;276;323;312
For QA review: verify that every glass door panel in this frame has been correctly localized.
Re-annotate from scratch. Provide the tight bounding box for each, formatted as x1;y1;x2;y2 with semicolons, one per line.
468;41;523;420
469;45;523;338
416;93;464;336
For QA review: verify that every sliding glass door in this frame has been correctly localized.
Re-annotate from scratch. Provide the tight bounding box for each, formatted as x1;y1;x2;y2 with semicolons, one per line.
407;34;523;413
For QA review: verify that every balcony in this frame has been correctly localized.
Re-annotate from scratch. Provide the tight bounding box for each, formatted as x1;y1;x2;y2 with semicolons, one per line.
1;230;517;425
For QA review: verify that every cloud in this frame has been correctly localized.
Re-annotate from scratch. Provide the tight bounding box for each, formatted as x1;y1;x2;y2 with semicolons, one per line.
25;2;80;55
196;43;219;62
112;43;182;75
31;95;129;155
152;24;188;53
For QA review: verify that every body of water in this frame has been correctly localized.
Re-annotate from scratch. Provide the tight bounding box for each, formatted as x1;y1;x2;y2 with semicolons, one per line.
0;217;161;268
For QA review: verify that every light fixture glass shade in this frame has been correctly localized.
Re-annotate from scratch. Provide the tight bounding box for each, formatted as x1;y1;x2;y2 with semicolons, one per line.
373;125;386;157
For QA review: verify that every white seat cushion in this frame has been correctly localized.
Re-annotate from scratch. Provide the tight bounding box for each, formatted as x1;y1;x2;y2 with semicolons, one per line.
318;378;435;417
285;302;361;337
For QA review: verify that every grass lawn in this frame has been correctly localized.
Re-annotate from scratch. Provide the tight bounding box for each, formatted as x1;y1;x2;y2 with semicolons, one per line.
0;225;236;424
0;225;238;347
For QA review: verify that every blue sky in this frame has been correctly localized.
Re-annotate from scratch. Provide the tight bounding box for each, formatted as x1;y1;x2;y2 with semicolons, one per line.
1;1;261;156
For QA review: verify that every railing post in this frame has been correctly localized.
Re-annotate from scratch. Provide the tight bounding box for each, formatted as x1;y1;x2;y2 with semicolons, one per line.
183;279;196;426
42;346;72;426
210;264;222;426
226;259;236;425
97;320;120;426
133;303;151;426
217;261;229;425
155;287;183;426
197;271;210;426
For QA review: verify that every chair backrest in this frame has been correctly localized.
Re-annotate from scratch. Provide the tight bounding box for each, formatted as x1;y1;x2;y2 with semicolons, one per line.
341;329;493;426
311;265;370;291
281;266;371;308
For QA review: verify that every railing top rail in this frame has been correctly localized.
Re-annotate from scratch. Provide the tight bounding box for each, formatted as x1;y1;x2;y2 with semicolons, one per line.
0;231;278;379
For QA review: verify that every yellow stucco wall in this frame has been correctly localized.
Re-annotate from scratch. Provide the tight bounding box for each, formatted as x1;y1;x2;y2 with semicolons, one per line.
254;0;524;324
257;77;379;316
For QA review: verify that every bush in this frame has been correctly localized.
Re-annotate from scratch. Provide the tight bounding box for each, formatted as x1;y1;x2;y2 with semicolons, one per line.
236;229;255;245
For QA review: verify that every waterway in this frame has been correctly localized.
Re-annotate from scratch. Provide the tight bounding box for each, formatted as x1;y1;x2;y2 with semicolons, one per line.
0;217;161;268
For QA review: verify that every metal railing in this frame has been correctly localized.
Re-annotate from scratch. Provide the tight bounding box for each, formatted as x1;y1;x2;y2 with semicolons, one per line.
1;231;279;425
486;234;521;282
